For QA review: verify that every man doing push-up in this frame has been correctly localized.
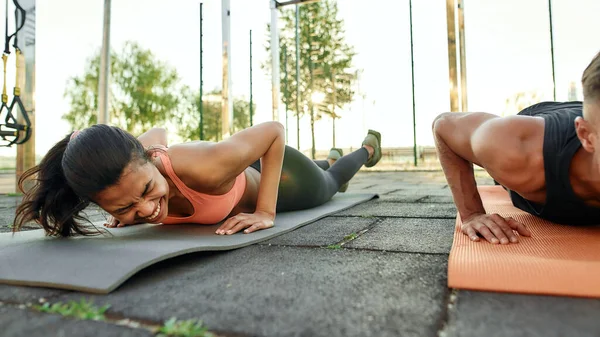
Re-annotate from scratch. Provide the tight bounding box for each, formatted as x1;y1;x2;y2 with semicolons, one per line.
433;51;600;244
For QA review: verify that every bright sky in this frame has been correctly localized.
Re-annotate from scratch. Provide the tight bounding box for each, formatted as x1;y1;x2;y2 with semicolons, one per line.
0;0;598;156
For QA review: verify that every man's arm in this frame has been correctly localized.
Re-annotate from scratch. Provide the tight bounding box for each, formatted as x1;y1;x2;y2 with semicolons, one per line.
433;112;498;219
432;112;534;244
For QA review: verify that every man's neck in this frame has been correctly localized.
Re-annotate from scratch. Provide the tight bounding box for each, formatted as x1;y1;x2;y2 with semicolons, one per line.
570;148;600;201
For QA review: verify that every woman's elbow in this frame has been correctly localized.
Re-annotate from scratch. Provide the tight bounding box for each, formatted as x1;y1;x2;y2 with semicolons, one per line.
268;121;285;139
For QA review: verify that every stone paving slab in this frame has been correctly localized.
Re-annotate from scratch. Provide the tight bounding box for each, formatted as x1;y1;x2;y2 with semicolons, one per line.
345;218;454;254
55;246;449;337
337;201;457;218
418;195;455;203
0;304;152;337
0;196;19;209
0;284;68;304
261;216;376;247
376;193;424;203
386;188;453;197
444;291;600;337
3;170;599;337
378;193;456;203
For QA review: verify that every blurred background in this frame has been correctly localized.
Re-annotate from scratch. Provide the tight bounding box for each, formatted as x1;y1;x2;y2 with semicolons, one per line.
0;0;598;191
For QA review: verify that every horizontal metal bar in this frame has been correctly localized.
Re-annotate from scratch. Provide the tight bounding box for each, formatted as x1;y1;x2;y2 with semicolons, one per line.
275;0;321;8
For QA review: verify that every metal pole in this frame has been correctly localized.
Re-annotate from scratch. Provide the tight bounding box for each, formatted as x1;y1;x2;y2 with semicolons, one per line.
548;0;556;101
199;2;204;140
283;44;289;143
270;0;280;122
221;0;233;139
98;0;111;124
331;68;336;148
409;0;417;166
250;29;253;126
458;0;468;111
307;17;315;160
445;0;459;112
295;4;301;150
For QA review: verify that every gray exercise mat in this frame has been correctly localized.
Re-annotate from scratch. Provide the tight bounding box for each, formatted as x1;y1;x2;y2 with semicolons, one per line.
0;193;377;294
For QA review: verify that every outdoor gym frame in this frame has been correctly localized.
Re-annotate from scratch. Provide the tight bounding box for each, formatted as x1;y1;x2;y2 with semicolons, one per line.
92;0;559;167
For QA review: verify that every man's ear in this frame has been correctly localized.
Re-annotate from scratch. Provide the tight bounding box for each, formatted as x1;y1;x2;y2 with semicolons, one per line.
575;116;596;152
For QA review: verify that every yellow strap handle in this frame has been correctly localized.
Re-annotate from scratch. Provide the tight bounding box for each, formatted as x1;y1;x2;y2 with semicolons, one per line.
13;49;21;96
1;54;7;104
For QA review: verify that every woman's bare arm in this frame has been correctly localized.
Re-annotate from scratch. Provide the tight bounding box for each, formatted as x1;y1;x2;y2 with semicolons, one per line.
168;122;286;234
138;128;168;148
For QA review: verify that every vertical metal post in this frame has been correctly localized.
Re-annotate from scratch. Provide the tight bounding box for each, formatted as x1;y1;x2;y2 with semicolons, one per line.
331;68;336;148
199;2;204;140
307;13;315;160
270;0;280;122
250;29;253;127
409;0;417;166
548;0;556;101
446;0;459;112
283;44;289;143
221;0;233;139
295;4;301;150
458;0;468;111
98;0;111;124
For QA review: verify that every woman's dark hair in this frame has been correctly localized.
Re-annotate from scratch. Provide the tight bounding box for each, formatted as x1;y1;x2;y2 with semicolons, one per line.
13;124;149;237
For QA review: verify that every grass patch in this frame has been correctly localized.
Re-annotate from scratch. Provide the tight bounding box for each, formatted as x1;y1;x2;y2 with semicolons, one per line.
326;244;342;250
34;298;110;321
6;192;22;197
343;233;357;241
156;317;214;337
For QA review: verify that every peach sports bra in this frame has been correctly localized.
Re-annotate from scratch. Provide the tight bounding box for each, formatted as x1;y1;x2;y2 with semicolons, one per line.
155;151;247;225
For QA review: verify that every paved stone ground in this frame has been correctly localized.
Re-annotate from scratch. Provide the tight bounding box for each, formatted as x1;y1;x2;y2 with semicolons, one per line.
1;171;599;337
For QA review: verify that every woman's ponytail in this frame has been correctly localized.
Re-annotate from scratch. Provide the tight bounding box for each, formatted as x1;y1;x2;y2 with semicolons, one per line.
13;134;99;237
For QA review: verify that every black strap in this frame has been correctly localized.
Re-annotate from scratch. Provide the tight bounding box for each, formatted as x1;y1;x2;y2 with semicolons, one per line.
4;0;25;55
0;0;30;146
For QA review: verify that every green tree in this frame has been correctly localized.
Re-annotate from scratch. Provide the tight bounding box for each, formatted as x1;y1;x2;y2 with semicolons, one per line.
175;89;253;142
63;41;182;134
503;90;544;116
265;0;355;158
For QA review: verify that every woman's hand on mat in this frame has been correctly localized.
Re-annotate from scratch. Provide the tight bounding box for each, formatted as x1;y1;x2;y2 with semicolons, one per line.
461;213;532;244
104;216;127;228
216;211;275;235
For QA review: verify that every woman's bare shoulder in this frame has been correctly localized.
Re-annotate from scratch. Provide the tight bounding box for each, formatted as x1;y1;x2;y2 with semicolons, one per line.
163;141;226;191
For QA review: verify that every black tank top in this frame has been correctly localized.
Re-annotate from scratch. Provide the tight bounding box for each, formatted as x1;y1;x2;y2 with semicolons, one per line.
509;101;600;225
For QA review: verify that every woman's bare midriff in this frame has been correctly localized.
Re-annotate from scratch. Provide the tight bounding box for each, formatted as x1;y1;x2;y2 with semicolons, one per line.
230;167;261;216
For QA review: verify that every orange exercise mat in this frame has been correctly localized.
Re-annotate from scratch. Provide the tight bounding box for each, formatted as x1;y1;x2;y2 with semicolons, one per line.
448;185;600;298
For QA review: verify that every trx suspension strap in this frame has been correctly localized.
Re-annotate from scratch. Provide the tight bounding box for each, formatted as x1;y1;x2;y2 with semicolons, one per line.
0;0;30;147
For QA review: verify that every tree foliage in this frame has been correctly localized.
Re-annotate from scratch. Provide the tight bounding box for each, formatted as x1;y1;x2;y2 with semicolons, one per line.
503;90;544;116
265;0;355;157
175;89;253;142
63;41;181;135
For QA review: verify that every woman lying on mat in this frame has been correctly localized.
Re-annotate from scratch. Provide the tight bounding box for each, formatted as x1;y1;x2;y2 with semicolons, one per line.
13;122;382;237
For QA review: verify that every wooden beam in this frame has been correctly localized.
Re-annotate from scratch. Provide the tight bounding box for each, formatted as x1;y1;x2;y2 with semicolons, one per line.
458;0;468;111
16;0;36;193
446;0;459;112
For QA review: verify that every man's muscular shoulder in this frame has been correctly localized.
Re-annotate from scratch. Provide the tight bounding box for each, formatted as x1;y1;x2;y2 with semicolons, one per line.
471;115;546;193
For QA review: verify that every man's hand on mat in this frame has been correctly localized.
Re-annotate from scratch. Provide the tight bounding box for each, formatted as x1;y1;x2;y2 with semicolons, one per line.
216;211;275;235
104;216;127;228
462;213;532;244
